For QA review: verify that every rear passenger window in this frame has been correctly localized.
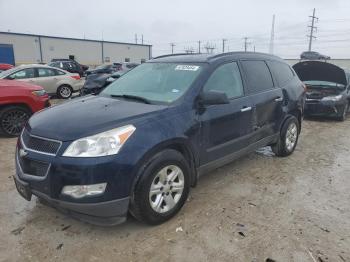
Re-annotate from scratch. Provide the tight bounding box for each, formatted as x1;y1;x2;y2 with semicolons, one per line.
268;61;294;86
241;60;274;94
203;62;243;99
38;68;56;77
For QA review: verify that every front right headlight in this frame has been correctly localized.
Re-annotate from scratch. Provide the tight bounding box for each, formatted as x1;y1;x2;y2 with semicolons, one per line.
63;125;136;157
321;95;342;102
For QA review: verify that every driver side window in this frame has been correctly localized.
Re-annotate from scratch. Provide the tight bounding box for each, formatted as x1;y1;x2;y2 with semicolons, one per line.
203;62;244;99
8;68;35;79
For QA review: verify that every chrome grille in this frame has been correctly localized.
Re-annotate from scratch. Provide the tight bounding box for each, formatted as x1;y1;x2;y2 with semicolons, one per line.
21;129;61;155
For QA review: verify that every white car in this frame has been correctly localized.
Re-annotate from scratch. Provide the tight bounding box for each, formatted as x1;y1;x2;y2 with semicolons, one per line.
0;64;84;98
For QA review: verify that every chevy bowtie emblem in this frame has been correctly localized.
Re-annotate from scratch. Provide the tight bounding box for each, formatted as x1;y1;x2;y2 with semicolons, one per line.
19;148;28;157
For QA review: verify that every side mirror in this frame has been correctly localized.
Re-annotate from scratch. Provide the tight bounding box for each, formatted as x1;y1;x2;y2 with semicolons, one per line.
199;91;230;106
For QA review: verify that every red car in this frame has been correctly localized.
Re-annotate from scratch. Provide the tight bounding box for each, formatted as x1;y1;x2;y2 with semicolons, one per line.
0;80;50;136
0;63;14;72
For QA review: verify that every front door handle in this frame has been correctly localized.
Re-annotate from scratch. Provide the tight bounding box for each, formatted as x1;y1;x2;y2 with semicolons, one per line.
241;106;252;112
274;97;283;102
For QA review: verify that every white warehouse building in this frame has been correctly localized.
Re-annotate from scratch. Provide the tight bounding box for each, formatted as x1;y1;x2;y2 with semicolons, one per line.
0;31;152;66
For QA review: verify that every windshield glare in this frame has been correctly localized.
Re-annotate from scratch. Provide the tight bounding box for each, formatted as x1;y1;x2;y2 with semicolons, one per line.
101;63;203;104
304;80;345;89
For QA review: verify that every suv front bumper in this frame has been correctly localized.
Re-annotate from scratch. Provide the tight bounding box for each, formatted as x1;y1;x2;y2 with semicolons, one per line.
14;147;131;226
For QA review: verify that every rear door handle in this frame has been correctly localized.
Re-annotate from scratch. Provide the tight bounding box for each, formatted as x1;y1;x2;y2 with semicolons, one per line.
241;106;252;112
274;97;283;102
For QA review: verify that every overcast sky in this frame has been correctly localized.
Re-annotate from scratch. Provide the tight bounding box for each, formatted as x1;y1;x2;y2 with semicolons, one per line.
1;0;350;58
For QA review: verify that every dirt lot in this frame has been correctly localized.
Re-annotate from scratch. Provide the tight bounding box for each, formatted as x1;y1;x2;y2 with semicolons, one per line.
0;115;349;262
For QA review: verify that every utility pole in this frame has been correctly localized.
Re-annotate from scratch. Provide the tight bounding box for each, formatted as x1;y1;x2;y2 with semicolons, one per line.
269;14;275;54
141;34;144;44
135;34;138;44
170;43;176;54
307;8;318;51
243;37;251;52
254;45;256;52
222;39;227;53
198;41;201;54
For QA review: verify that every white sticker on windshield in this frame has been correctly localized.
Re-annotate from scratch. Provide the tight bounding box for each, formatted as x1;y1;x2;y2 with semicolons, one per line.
175;65;200;71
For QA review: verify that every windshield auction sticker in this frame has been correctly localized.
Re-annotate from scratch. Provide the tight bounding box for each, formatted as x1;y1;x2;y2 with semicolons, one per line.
175;65;200;71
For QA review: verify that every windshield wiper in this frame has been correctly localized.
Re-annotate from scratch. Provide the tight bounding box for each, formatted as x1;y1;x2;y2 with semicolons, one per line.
110;94;151;104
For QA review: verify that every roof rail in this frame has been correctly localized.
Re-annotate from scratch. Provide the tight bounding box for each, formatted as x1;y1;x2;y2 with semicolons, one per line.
153;53;200;59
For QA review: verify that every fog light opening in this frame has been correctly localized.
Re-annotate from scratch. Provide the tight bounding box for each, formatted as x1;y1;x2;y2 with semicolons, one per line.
61;183;107;199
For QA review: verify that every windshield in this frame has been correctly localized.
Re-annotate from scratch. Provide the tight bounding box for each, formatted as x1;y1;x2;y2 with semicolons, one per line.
101;62;203;104
304;80;345;89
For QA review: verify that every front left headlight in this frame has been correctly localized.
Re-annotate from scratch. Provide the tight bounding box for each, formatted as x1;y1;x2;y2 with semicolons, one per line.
32;90;47;96
321;95;343;102
63;125;136;157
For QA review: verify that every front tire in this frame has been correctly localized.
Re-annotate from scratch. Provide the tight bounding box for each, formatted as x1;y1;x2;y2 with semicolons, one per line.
57;85;73;99
130;149;190;225
0;106;31;137
272;116;300;157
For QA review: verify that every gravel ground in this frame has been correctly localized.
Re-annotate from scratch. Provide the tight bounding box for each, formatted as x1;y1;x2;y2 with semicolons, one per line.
0;109;349;262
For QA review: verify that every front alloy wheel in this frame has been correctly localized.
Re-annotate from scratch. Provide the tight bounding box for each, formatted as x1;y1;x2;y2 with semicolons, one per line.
130;149;190;225
0;106;30;137
149;165;185;213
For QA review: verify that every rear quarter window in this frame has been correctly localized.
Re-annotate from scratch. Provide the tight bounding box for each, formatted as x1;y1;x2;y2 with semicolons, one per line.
240;60;274;94
267;61;294;86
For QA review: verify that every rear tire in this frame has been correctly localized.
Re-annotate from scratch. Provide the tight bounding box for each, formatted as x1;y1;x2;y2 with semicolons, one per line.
272;116;300;157
130;149;190;225
0;106;31;137
57;85;73;99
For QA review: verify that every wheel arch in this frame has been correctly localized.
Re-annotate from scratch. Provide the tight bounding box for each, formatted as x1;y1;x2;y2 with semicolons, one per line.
283;109;302;133
0;103;33;114
130;138;198;197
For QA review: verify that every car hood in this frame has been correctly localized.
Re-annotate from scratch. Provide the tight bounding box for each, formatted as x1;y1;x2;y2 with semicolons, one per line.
83;74;110;89
27;95;168;141
0;79;43;91
293;61;347;86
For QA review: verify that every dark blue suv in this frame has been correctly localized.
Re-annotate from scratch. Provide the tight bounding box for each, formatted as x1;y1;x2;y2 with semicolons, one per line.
14;52;305;225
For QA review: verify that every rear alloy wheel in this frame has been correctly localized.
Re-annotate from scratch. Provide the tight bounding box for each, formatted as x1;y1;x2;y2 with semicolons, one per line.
0;106;30;137
272;116;300;157
57;85;73;99
130;149;190;225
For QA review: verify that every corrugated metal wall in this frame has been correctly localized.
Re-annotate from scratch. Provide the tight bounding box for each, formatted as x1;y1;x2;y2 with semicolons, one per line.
0;32;151;66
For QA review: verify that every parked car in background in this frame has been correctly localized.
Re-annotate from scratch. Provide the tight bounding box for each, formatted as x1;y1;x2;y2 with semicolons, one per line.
13;52;305;225
293;61;350;121
114;62;139;71
0;79;50;136
48;59;88;77
85;64;119;75
300;51;330;61
80;64;137;95
0;63;14;73
0;64;84;98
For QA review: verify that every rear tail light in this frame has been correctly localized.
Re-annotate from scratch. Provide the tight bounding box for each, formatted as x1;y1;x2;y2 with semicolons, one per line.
71;75;81;80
